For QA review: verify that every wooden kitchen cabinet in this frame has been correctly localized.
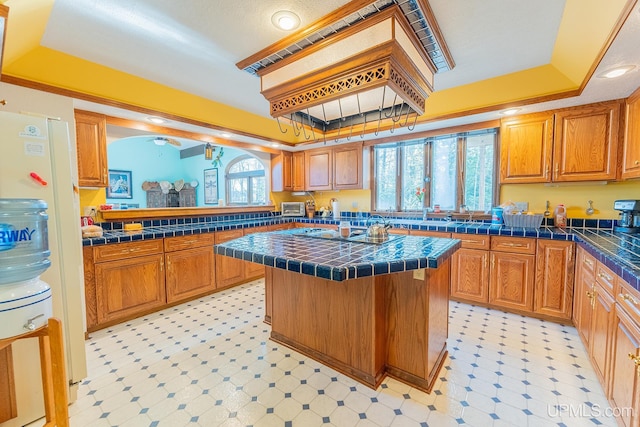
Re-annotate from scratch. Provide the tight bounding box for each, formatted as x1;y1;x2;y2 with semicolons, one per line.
292;152;305;191
164;234;216;303
271;151;293;192
590;280;615;389
534;240;574;320
333;143;363;189
489;237;536;312
243;227;268;279
215;229;246;288
622;86;640;179
305;148;332;191
75;110;108;187
553;101;621;182
450;233;490;303
574;247;596;346
94;241;166;324
609;291;640;427
500;112;554;183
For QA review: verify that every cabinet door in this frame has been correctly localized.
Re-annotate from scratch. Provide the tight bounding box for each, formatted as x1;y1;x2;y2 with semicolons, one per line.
534;240;574;320
305;148;332;190
165;246;216;303
451;248;489;303
573;247;596;347
271;151;293;192
292;152;306;191
75;110;108;187
609;308;640;427
553;101;621;182
590;282;615;390
333;143;363;189
95;254;166;323
499;112;554;183
215;229;245;288
623;88;640;179
489;252;535;312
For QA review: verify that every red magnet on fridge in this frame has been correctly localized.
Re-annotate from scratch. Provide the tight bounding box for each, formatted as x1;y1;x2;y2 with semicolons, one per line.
29;172;48;186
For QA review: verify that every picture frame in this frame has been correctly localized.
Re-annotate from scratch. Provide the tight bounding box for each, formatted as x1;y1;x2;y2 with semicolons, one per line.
203;168;219;204
106;169;133;199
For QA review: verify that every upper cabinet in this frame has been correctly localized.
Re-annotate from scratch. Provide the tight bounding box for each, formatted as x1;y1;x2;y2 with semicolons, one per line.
305;143;363;191
553;101;621;182
500;112;554;183
292;152;305;191
271;151;293;192
75;110;108;187
622;87;640;179
500;100;622;184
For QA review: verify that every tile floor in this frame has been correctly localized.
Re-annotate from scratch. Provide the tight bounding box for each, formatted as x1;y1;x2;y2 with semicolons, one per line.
65;279;619;427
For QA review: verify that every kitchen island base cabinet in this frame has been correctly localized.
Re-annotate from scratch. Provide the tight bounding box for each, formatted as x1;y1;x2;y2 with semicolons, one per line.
267;260;450;393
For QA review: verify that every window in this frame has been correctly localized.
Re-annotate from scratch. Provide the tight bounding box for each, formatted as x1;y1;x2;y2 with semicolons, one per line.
373;129;497;213
226;156;266;205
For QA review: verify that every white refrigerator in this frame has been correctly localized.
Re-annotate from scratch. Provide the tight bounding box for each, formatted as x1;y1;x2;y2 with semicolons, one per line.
0;111;87;426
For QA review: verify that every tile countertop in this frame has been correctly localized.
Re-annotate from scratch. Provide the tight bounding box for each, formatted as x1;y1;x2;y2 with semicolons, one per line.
214;228;461;281
81;215;640;291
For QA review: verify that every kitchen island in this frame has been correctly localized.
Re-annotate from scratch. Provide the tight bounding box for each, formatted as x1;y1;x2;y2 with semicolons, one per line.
215;228;461;392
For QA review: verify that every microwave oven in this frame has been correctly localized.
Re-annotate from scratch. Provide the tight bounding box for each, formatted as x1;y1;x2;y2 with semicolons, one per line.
281;202;305;217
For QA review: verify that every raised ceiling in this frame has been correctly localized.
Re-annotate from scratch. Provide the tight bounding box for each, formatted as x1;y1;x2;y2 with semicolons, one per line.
1;0;639;148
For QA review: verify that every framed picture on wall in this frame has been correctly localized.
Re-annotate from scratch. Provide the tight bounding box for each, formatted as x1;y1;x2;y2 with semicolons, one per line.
204;168;219;204
106;169;133;199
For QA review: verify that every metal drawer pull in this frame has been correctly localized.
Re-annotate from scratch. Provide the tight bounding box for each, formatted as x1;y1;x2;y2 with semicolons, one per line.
620;293;639;305
629;353;640;366
503;243;526;248
597;272;612;281
583;259;593;267
461;239;480;244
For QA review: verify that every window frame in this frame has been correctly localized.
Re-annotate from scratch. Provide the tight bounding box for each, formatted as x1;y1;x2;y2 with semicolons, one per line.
225;155;267;206
371;127;498;213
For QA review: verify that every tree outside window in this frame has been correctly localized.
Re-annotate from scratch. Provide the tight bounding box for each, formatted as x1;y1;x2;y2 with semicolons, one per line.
226;156;266;205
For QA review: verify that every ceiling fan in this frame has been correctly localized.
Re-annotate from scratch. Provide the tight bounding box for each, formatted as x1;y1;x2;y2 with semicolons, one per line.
151;136;182;147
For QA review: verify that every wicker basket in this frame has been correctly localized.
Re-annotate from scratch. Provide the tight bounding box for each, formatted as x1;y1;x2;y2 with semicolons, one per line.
503;213;544;229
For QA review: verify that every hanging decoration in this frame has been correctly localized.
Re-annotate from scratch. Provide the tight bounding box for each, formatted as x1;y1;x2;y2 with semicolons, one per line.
211;146;224;168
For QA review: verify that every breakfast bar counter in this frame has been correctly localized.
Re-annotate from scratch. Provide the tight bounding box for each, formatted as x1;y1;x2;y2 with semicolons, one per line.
215;228;461;392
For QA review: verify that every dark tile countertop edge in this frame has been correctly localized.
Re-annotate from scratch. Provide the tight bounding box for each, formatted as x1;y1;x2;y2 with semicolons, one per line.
82;215;640;291
214;230;462;282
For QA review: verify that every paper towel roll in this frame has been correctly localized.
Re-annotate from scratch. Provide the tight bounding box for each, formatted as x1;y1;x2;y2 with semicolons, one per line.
332;201;339;219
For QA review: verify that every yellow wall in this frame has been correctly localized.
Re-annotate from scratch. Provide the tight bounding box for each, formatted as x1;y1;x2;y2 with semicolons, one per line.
270;190;372;213
501;180;640;219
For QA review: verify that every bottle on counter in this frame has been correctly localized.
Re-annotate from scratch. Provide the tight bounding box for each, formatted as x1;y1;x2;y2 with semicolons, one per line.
554;204;567;228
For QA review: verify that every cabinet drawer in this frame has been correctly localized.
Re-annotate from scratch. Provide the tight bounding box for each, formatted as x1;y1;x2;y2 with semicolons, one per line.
244;225;271;235
595;261;616;293
577;247;596;276
490;236;536;254
452;233;490;250
93;239;164;262
164;233;215;252
215;229;244;244
618;280;640;326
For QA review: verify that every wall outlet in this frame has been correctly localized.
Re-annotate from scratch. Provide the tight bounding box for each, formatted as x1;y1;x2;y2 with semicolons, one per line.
352;201;358;209
514;202;529;212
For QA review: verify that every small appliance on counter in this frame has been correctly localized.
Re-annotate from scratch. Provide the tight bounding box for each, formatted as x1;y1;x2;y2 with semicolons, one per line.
281;202;305;217
613;199;640;233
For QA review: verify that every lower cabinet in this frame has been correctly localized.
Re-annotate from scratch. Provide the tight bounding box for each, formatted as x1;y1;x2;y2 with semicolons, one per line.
534;240;574;320
164;234;216;303
244;226;268;279
450;233;489;303
574;247;596;346
215;229;247;288
94;247;166;324
489;237;536;312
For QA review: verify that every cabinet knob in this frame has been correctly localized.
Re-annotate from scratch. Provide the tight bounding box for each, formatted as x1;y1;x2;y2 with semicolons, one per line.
629;353;640;366
635;160;640;165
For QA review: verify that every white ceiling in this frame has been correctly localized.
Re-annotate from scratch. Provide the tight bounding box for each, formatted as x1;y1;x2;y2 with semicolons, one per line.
41;0;640;150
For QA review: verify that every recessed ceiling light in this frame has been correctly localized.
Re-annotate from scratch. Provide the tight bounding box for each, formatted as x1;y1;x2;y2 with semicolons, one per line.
500;108;521;116
598;65;636;78
271;143;280;148
147;116;166;124
221;132;232;138
271;11;300;31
